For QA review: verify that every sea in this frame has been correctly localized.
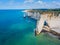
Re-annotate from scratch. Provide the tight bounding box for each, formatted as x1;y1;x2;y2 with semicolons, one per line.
0;10;60;45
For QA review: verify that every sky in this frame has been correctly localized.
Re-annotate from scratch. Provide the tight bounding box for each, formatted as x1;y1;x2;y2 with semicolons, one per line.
0;0;60;9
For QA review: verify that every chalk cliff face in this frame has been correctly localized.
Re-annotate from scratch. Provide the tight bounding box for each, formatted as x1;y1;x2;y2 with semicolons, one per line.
25;12;41;20
36;14;60;33
23;9;60;20
23;9;60;33
23;9;60;39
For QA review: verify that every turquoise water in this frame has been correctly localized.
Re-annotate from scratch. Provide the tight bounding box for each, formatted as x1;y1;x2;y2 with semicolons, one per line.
0;10;60;45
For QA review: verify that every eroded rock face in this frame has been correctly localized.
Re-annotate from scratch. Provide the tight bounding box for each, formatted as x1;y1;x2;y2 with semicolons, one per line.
24;10;60;37
35;13;60;36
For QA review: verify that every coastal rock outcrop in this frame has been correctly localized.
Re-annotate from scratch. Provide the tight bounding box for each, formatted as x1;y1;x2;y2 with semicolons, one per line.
23;9;60;39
